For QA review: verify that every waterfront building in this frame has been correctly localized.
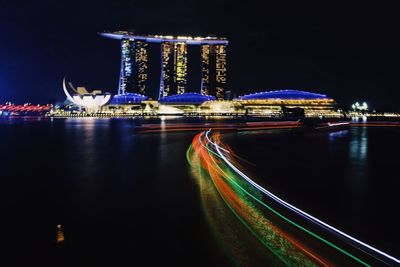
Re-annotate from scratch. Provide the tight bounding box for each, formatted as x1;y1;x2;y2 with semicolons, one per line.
100;31;229;100
236;89;338;117
159;92;216;104
135;41;148;95
199;44;227;100
159;42;174;98
62;78;111;113
200;45;211;96
58;78;340;117
215;45;227;100
53;32;343;117
118;39;148;95
118;39;135;95
159;42;189;97
174;42;187;95
109;93;148;104
156;93;217;114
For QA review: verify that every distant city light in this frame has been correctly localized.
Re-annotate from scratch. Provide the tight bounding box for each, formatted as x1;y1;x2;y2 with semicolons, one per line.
352;101;368;111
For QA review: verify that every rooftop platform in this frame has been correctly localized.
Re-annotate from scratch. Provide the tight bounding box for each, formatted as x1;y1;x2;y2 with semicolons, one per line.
100;31;229;45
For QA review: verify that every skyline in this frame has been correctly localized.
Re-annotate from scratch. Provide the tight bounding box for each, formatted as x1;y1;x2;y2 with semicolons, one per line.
1;2;400;264
1;1;400;110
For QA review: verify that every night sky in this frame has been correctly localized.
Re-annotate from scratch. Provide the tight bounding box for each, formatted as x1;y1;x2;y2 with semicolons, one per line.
1;1;399;111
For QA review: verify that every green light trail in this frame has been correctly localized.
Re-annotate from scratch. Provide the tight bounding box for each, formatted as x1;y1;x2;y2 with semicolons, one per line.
188;132;372;266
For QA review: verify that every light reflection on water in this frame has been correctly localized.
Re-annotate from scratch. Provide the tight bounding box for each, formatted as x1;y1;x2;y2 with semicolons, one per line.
347;127;368;204
328;129;349;141
350;127;368;162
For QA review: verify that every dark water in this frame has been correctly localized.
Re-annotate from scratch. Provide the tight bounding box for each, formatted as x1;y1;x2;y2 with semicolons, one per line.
0;118;231;266
1;118;399;266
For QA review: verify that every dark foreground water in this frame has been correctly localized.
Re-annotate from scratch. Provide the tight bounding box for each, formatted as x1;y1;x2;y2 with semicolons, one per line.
0;118;398;266
0;118;232;266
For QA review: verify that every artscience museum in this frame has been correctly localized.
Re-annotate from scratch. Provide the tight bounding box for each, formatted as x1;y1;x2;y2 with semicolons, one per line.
63;78;111;113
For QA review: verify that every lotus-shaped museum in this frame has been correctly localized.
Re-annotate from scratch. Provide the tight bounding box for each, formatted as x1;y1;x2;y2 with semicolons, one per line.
63;78;111;113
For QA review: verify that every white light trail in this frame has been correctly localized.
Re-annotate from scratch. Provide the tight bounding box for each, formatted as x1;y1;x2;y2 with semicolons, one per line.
204;129;400;265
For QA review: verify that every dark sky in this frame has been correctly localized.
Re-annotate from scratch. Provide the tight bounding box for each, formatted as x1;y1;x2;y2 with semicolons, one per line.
1;1;399;110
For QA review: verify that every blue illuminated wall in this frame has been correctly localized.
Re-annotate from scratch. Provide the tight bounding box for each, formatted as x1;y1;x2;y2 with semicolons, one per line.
109;93;148;104
160;92;215;104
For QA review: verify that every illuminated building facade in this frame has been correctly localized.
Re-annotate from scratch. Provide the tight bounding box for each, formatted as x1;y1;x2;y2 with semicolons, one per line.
215;45;227;100
118;39;148;95
100;31;228;100
160;92;215;104
63;78;111;113
174;43;187;94
135;41;148;95
159;42;188;98
200;45;211;95
237;90;338;117
57;78;343;117
200;44;227;100
118;39;135;95
159;42;174;98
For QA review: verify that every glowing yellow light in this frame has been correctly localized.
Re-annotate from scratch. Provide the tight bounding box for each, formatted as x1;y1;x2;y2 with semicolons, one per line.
56;224;65;244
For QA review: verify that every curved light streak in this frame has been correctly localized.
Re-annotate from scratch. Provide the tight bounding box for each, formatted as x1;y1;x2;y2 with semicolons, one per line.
204;129;400;266
190;132;331;266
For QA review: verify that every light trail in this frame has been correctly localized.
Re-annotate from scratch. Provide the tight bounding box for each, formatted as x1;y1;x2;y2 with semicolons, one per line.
203;129;400;266
190;132;331;266
136;121;304;133
204;140;367;265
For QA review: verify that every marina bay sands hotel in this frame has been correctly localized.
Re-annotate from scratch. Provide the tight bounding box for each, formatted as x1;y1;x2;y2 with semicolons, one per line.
100;31;228;100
